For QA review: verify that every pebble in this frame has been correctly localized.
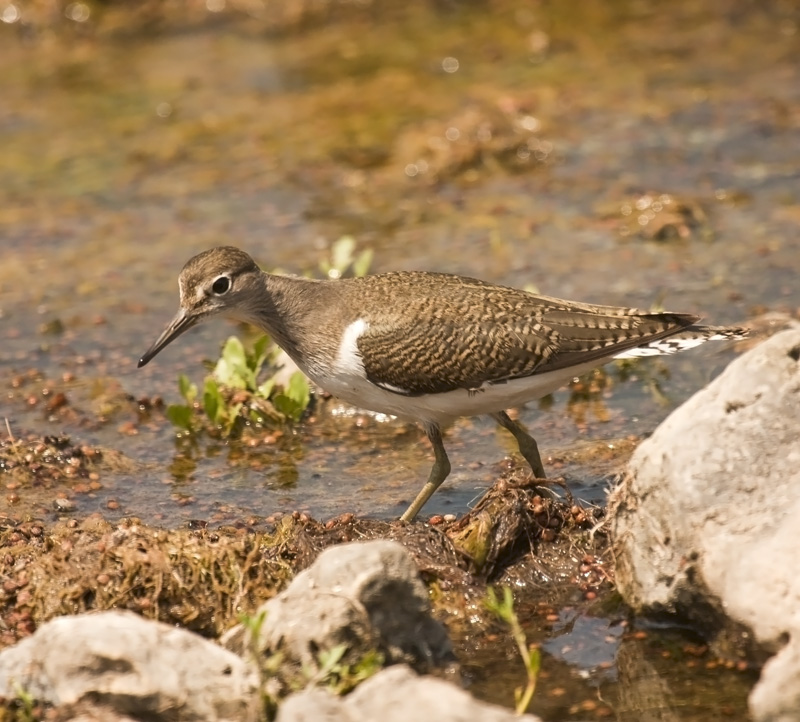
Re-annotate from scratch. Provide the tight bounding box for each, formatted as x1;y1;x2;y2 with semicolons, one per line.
54;497;76;512
45;392;68;412
2;579;18;593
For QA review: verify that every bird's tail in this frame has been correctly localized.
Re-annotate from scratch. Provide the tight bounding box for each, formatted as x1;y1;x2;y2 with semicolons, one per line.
614;325;748;358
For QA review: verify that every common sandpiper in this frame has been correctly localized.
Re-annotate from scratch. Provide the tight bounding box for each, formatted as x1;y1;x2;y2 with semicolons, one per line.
139;246;747;521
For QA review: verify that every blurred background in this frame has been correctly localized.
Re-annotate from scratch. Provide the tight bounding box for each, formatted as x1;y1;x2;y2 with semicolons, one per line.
1;0;798;524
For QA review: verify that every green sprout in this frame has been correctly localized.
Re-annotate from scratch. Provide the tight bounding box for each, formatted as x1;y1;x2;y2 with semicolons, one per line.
237;610;281;720
485;586;541;715
10;682;38;722
302;643;384;695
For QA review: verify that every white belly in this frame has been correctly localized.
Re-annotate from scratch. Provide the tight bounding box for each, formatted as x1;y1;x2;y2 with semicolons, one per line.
312;359;603;425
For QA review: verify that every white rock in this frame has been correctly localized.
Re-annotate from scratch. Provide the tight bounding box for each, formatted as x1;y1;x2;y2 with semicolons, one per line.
222;539;455;673
277;665;543;722
0;610;259;722
610;329;800;721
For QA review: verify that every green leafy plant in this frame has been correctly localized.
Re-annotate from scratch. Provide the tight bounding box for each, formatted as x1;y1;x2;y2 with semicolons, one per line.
270;371;311;423
202;376;242;434
319;236;373;279
166;335;311;435
235;610;383;720
165;374;199;431
485;586;541;715
302;643;384;695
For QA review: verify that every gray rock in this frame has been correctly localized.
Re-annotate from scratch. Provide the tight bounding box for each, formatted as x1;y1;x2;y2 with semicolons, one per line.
0;610;259;722
277;686;352;722
222;539;455;674
609;329;800;721
277;665;543;722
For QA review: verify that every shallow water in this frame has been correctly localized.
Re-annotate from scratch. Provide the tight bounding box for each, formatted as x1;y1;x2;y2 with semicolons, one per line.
1;0;798;718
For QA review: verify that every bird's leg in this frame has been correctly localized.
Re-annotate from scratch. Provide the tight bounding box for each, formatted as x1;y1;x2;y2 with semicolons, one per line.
400;423;452;523
491;411;546;478
492;411;574;503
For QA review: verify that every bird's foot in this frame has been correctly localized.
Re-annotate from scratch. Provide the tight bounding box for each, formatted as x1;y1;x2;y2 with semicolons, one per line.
519;473;574;507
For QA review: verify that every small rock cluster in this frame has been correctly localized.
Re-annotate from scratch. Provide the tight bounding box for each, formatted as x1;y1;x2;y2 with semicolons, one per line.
0;539;542;722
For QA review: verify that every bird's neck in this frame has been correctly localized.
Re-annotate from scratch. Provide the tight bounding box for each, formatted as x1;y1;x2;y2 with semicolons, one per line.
252;272;340;374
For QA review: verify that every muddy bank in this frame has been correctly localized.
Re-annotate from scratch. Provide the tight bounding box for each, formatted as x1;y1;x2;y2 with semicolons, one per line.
0;476;607;648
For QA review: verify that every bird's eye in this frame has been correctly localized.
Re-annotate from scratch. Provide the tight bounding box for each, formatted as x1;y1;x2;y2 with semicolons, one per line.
212;276;231;295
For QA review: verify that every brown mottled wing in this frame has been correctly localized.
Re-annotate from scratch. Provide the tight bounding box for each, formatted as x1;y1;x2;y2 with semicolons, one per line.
353;273;699;396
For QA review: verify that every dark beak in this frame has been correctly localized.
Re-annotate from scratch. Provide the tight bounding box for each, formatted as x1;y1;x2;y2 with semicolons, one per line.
138;309;198;368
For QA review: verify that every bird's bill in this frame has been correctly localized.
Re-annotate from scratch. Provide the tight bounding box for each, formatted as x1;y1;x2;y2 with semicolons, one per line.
138;309;198;368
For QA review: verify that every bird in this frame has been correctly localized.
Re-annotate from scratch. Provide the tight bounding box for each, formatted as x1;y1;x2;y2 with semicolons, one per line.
138;246;748;522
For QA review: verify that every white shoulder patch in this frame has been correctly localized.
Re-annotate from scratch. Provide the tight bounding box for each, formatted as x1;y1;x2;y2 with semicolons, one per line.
336;318;369;376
